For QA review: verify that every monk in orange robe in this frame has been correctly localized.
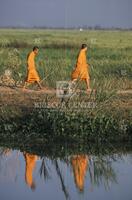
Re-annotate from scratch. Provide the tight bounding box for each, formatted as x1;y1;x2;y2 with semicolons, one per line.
71;155;88;192
23;152;38;191
71;44;91;92
23;46;42;90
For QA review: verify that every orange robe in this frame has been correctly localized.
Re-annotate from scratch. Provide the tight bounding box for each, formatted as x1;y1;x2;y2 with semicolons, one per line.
24;153;37;188
26;51;40;83
71;155;88;191
71;49;90;80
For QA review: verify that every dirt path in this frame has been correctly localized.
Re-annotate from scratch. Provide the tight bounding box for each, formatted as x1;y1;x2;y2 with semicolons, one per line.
0;86;56;108
117;90;132;94
0;86;131;108
0;85;132;94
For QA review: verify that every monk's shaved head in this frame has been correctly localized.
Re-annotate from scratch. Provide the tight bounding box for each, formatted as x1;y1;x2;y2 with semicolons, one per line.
33;46;39;51
81;44;87;49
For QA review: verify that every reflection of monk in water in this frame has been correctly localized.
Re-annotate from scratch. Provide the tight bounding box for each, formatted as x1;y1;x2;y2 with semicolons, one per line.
71;155;88;192
23;153;38;191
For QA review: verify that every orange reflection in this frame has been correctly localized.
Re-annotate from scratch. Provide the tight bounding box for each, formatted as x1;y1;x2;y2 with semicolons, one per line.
71;155;88;192
23;152;38;191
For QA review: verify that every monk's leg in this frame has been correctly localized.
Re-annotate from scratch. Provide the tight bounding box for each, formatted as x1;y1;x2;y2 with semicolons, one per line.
71;79;77;85
72;79;77;83
36;81;43;89
85;78;91;91
22;82;28;90
23;81;32;90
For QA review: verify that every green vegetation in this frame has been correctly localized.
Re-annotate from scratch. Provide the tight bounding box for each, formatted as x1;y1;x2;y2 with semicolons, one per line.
0;96;131;143
0;29;131;89
0;29;131;142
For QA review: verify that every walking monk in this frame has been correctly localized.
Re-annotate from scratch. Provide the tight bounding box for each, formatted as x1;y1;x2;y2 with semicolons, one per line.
71;44;91;92
23;46;42;90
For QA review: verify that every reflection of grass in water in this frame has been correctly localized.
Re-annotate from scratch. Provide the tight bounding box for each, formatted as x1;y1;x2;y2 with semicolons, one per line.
0;144;129;199
38;152;119;197
0;141;131;196
39;158;51;180
0;145;118;199
92;156;117;190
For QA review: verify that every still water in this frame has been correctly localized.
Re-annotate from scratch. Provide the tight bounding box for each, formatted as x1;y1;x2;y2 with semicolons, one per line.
0;146;132;200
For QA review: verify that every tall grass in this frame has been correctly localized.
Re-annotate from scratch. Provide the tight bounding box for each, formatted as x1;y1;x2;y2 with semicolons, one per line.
0;29;131;89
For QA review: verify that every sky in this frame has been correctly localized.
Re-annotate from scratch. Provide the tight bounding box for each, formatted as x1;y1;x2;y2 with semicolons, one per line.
0;0;132;28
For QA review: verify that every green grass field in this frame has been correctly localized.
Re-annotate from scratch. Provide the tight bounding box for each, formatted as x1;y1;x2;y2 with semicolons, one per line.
0;29;132;90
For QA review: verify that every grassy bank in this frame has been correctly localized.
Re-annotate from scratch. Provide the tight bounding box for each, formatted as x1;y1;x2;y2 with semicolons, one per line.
0;92;131;143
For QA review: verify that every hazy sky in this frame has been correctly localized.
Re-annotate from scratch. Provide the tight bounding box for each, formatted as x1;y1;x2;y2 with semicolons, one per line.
0;0;132;28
